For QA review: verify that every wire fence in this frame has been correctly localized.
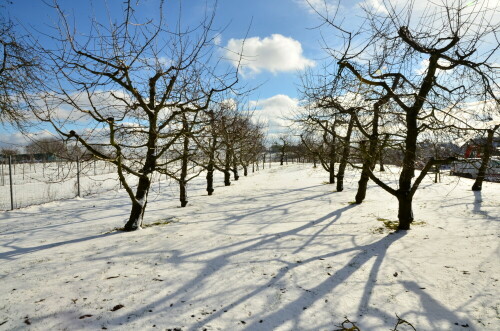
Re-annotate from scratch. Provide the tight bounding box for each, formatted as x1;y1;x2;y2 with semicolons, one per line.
0;157;127;210
0;153;294;211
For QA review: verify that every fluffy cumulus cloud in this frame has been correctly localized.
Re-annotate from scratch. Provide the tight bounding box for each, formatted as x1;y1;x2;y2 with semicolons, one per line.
250;94;299;139
224;34;315;75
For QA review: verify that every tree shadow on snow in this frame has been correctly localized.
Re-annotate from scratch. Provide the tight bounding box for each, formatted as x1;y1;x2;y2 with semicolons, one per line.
0;231;120;260
98;204;417;330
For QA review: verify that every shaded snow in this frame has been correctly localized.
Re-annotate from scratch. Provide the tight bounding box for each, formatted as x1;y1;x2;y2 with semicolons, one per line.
0;164;498;330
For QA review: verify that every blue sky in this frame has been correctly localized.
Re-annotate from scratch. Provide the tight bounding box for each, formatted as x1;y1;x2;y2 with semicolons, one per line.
3;0;349;148
3;0;497;149
3;0;338;97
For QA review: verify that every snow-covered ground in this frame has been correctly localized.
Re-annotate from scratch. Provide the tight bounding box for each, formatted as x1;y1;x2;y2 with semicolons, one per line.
0;164;498;330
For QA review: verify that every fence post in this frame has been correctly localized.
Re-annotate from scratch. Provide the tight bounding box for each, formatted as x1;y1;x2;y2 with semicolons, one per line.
9;156;14;210
76;156;81;197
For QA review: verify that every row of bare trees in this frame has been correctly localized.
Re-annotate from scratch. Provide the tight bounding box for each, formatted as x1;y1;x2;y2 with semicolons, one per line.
0;0;267;231
294;0;499;230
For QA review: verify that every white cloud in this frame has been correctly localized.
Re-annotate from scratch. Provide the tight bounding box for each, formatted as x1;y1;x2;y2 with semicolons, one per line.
250;95;299;138
0;129;55;151
224;34;315;76
415;58;453;76
360;0;388;14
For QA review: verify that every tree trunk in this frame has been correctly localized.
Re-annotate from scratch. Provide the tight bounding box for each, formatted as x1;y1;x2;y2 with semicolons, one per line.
336;116;354;192
179;179;188;207
179;119;189;207
224;170;231;186
355;163;370;203
355;103;380;203
379;159;385;172
206;166;214;195
244;165;248;176
472;126;497;191
206;144;215;195
232;154;239;181
224;149;231;186
397;193;414;230
396;110;419;229
124;176;150;231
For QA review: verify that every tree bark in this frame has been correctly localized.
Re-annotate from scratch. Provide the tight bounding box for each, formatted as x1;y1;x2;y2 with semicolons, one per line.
124;176;150;231
329;133;336;184
206;139;216;195
397;192;414;230
472;126;498;191
355;100;381;203
232;155;239;181
224;148;231;186
336;116;354;192
206;165;214;195
179;118;189;207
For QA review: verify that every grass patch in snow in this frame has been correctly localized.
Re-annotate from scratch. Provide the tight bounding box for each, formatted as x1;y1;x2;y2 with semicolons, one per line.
373;217;426;233
142;217;179;228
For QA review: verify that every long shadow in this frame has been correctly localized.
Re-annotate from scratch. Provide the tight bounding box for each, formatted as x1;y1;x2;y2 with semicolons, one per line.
293;204;353;254
0;231;120;260
401;281;473;328
101;203;395;330
195;232;406;331
0;194;130;236
471;190;497;221
96;204;354;328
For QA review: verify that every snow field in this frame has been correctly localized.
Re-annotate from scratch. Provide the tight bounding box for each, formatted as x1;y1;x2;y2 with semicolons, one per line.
0;164;498;330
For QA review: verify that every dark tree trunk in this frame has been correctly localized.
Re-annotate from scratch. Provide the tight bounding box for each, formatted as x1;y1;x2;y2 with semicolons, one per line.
329;138;336;184
224;170;231;186
206;166;214;195
355;101;381;203
179;118;190;207
232;156;240;181
472;126;497;191
206;127;218;195
336;116;354;192
397;193;414;230
244;165;248;176
355;163;370;203
224;148;231;186
179;179;188;207
124;175;150;231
